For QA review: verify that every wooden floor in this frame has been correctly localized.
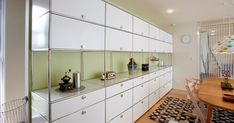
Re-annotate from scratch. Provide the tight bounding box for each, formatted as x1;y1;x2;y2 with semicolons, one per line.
135;89;188;123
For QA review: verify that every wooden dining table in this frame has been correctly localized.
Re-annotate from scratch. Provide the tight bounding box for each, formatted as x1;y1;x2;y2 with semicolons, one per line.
198;78;234;123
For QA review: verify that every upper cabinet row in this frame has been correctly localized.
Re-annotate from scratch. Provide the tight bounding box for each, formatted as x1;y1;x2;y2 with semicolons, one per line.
33;0;173;51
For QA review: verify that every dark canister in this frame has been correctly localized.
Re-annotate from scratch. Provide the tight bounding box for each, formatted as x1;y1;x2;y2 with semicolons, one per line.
142;64;149;71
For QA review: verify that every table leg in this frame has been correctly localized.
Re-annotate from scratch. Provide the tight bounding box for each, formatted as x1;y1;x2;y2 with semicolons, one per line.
206;105;213;123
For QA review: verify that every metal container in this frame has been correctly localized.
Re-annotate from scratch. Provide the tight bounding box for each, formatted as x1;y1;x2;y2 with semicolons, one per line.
73;72;81;89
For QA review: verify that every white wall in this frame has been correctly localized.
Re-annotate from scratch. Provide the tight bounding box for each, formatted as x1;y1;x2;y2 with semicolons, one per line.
4;0;26;102
172;22;200;90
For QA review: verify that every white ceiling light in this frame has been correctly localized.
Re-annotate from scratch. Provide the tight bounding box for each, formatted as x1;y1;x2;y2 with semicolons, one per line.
166;9;175;14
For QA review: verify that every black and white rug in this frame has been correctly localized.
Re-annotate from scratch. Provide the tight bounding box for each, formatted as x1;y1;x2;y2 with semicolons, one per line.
149;96;234;123
149;97;199;123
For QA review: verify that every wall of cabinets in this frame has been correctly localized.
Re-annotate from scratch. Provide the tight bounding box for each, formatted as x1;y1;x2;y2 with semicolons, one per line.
32;0;173;122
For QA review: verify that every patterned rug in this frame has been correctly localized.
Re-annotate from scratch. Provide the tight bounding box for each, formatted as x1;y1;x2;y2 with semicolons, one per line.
149;96;234;123
149;97;199;123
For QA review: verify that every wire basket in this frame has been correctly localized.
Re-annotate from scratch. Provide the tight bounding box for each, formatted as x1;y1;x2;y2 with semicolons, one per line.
0;97;28;123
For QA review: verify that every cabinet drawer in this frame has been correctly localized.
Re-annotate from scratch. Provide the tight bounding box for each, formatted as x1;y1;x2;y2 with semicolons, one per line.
53;101;105;123
50;14;104;50
149;90;160;108
149;78;160;94
51;0;105;25
133;74;149;86
108;108;132;123
106;89;133;122
133;97;149;122
51;88;105;121
106;79;133;98
106;4;132;32
133;82;149;104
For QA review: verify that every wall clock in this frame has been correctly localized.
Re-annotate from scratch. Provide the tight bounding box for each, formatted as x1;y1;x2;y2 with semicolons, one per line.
181;35;192;44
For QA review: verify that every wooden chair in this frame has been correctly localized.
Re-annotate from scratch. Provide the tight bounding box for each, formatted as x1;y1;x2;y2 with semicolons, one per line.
185;79;207;123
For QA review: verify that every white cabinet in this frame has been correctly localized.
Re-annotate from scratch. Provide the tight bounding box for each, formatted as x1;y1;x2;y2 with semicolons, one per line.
106;4;132;32
51;88;105;121
149;78;160;94
106;28;132;51
106;79;133;98
133;34;149;52
133;97;149;122
50;14;104;50
149;90;160;108
149;39;161;52
149;24;159;39
53;101;105;123
133;75;149;86
109;108;132;123
133;82;149;104
106;89;133;122
51;0;105;25
133;17;149;37
159;30;166;41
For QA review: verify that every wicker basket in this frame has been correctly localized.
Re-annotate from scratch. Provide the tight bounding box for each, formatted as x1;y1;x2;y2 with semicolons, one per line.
0;97;28;123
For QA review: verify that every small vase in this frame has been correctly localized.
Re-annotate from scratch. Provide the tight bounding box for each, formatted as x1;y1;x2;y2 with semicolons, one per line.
128;64;137;75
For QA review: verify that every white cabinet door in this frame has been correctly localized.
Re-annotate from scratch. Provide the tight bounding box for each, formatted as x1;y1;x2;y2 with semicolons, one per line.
149;24;159;39
51;0;105;25
133;97;149;122
133;17;149;37
133;82;149;104
109;108;132;123
106;89;133;122
106;4;132;32
50;14;104;50
133;34;149;52
149;39;161;52
51;88;105;121
106;28;132;51
149;78;160;94
159;30;166;41
149;90;160;108
53;101;105;123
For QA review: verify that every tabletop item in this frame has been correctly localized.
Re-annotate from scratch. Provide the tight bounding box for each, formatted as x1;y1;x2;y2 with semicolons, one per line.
221;82;233;90
59;69;74;92
128;58;137;74
142;64;149;71
222;70;231;83
73;72;81;89
223;94;234;102
101;71;116;80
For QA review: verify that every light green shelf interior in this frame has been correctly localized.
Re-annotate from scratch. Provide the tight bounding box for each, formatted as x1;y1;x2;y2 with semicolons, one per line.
32;51;172;90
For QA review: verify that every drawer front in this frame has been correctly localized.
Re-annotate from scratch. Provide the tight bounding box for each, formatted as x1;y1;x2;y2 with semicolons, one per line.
133;82;149;104
106;89;133;122
106;79;133;98
51;88;105;121
109;108;132;123
133;97;149;122
149;78;160;94
149;90;160;108
133;74;149;87
53;101;105;123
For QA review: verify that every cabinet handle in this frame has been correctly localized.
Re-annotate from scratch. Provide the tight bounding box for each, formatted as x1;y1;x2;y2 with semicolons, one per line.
81;110;86;115
81;45;85;49
120;115;124;118
120;47;123;51
141;77;144;79
141;32;144;35
141;49;144;51
120;84;124;87
120;94;123;98
141;101;144;104
81;96;86;100
81;14;85;19
120;26;123;29
141;85;144;87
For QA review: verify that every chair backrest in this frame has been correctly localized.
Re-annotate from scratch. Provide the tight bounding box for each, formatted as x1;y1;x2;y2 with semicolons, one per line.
185;79;206;123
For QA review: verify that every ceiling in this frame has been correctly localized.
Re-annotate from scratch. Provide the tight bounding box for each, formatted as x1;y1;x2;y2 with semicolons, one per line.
108;0;234;26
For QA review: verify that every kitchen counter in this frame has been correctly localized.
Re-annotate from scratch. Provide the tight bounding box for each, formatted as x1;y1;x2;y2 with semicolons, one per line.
32;66;171;103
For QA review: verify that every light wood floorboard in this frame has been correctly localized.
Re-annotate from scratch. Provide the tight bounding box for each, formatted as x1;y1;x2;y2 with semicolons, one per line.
135;89;188;123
